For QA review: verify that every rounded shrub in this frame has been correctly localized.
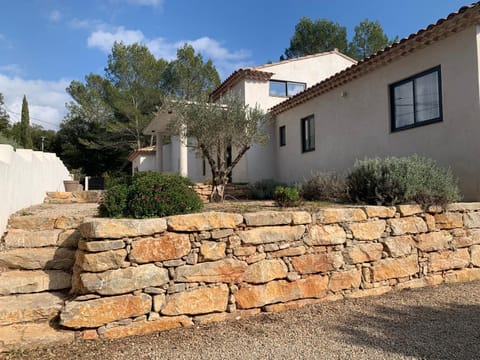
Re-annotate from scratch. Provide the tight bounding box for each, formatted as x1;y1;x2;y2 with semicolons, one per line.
99;171;203;218
249;179;287;200
347;155;461;208
274;186;301;207
301;172;348;202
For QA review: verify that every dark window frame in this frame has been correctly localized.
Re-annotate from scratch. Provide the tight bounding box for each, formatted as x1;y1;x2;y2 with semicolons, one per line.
269;80;306;97
279;125;286;147
301;115;315;153
389;65;443;132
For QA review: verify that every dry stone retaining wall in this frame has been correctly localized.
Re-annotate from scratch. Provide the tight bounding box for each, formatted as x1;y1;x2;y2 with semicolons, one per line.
60;203;480;341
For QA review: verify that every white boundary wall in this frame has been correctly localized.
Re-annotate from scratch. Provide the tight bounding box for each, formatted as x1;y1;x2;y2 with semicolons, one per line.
0;145;70;235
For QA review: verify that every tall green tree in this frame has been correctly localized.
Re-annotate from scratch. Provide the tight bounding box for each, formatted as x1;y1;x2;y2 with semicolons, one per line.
105;42;168;149
0;93;10;134
165;95;270;202
348;19;398;60
282;18;348;59
20;95;32;149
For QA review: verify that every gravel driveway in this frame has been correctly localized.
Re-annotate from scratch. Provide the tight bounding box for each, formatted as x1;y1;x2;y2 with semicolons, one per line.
4;281;480;360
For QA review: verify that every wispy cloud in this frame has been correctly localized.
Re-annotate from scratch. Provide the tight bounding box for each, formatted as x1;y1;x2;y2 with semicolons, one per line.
86;27;252;77
0;64;24;77
0;74;71;130
48;10;62;22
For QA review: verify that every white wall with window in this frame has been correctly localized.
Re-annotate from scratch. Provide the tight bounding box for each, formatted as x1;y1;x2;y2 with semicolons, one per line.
274;25;480;200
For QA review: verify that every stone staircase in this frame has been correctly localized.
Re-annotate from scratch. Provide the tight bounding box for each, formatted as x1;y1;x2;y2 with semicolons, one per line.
0;203;98;352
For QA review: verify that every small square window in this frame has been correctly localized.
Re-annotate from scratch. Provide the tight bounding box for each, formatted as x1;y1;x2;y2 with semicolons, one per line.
390;66;442;131
301;115;315;153
279;126;286;146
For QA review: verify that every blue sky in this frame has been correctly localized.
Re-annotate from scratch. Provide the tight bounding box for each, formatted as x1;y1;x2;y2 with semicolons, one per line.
0;0;471;129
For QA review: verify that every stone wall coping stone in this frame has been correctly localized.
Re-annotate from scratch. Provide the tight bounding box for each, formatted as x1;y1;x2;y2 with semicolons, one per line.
80;218;167;239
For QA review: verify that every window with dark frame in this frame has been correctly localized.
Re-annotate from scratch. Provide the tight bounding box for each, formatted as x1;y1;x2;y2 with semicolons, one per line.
269;80;306;97
390;66;443;132
279;126;286;146
301;115;315;153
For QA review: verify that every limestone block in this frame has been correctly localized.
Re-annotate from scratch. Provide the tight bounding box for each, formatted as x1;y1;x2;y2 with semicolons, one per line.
363;206;396;219
235;275;328;309
342;243;383;264
447;203;480;211
54;216;84;230
161;285;229;315
397;204;423;216
3;229;62;248
76;249;127;272
167;212;243;231
211;229;234;239
238;225;305;245
200;241;227;261
384;235;415;257
243;211;292;226
428;249;470;272
0;322;74;353
329;269;362;292
233;246;257;257
290;253;343;274
315;208;367;224
444;268;480;283
472;245;480;266
388;217;427;236
103;316;193;339
57;229;81;248
80;218;167;239
175;259;247;283
130;233;191;263
0;292;66;326
0;248;75;270
464;212;480;228
347;220;386;241
270;246;306;258
60;293;151;328
80;264;168;295
304;224;346;246
153;294;166;312
371;254;419;281
78;239;125;252
240;259;288;284
0;270;70;296
433;212;463;229
291;211;312;225
415;231;452;252
8;216;56;231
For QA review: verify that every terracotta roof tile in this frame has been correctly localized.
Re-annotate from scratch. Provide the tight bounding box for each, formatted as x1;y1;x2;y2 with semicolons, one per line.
271;2;480;115
127;146;156;161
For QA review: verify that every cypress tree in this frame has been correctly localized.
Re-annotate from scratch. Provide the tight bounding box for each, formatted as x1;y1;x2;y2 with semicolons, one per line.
20;95;32;149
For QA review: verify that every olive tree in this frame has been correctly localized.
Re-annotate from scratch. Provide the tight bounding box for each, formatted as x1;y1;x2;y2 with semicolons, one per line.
163;95;270;202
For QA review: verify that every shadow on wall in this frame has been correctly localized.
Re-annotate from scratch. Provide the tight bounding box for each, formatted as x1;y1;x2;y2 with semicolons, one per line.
336;298;480;359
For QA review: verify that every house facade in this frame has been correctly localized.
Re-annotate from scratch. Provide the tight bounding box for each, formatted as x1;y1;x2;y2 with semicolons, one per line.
138;2;480;200
271;3;480;200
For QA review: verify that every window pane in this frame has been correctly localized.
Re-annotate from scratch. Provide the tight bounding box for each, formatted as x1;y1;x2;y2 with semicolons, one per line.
308;117;315;150
269;81;286;96
415;71;440;122
287;82;305;96
394;81;414;128
302;116;315;152
279;126;286;146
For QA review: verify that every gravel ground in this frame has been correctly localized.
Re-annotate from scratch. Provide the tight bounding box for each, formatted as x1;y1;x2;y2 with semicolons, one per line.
4;281;480;360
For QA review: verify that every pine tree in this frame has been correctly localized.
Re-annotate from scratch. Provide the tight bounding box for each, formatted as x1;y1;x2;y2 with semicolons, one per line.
20;95;33;149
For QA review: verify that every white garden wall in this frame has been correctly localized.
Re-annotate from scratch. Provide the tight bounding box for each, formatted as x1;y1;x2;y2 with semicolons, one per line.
0;145;70;235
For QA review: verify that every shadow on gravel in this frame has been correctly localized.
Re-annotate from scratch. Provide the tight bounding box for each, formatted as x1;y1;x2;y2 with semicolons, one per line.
336;300;480;360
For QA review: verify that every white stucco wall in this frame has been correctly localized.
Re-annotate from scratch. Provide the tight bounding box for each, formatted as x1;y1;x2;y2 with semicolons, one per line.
131;154;156;174
274;26;480;200
0;145;70;235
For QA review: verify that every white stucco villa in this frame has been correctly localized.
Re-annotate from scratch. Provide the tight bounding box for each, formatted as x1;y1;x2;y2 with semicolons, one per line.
134;2;480;200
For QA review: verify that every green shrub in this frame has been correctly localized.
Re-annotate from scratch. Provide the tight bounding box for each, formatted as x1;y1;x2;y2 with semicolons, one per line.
274;186;301;207
249;179;287;200
301;172;348;202
99;172;203;218
347;155;461;207
99;184;128;218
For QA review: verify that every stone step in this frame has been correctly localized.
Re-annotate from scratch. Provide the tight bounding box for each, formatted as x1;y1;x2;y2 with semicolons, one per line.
0;247;75;270
0;292;67;326
8;215;57;231
2;229;80;249
0;270;71;295
0;322;75;353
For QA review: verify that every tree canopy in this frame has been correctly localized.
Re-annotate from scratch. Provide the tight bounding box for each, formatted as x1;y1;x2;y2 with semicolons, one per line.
20;95;33;149
164;95;270;202
282;17;397;60
0;93;9;134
